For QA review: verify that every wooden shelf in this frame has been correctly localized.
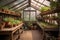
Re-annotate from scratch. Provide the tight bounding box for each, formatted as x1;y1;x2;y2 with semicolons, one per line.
42;17;57;20
40;9;55;15
0;23;23;40
0;9;21;17
0;12;21;17
36;21;58;40
37;22;58;31
40;8;59;15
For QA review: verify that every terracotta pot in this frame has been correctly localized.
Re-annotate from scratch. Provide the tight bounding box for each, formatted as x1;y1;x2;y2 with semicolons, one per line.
8;24;13;28
13;24;16;27
5;22;13;28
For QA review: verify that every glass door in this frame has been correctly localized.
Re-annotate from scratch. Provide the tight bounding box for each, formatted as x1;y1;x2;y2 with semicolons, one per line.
23;10;36;21
30;11;36;21
24;11;30;21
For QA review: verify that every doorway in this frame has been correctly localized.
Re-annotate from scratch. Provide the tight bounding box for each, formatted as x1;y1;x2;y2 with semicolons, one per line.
23;10;37;21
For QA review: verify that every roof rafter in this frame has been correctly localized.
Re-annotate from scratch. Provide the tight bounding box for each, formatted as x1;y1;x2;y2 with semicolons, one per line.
31;2;41;7
42;0;45;3
19;5;29;10
9;0;27;9
11;2;28;10
15;3;28;11
34;0;49;7
1;0;18;7
15;5;29;11
31;4;40;11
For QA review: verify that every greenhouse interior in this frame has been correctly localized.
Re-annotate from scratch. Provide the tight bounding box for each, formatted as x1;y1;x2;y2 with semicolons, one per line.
0;0;60;40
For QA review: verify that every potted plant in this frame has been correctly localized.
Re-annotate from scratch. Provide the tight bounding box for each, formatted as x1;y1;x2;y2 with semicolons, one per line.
0;6;11;14
40;6;51;15
40;6;51;12
3;17;14;28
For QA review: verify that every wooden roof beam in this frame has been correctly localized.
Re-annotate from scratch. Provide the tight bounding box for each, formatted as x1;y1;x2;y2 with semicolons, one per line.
34;0;49;7
14;3;28;11
31;2;41;7
12;2;28;10
9;0;27;9
19;5;29;10
1;0;18;7
31;5;40;11
15;5;29;11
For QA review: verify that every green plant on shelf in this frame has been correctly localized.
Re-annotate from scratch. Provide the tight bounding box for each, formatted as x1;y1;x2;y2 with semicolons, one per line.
3;6;10;9
40;6;51;12
3;17;22;27
47;0;58;9
40;22;58;28
50;1;58;9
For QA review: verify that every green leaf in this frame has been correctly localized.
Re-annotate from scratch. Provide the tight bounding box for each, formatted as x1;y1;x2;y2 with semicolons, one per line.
40;6;51;12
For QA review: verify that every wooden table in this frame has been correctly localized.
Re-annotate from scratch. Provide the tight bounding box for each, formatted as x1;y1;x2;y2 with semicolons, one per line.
0;23;23;40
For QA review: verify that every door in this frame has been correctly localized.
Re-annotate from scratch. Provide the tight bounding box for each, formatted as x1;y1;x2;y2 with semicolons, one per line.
23;10;36;21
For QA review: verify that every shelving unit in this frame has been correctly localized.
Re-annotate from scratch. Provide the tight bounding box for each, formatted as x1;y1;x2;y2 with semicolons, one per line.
37;21;58;40
0;8;23;40
0;9;21;17
36;5;60;40
0;23;23;40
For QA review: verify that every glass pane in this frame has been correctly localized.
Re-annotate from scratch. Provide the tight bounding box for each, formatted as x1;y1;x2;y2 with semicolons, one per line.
31;7;35;10
24;7;31;10
30;12;36;21
8;0;25;7
39;0;44;3
11;1;28;10
0;0;14;6
43;0;50;6
24;7;35;10
31;1;41;7
31;3;39;9
35;0;44;3
15;3;28;11
24;12;29;21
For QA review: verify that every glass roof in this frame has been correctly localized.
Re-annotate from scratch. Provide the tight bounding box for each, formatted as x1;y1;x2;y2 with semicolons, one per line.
34;0;50;6
9;0;25;7
10;0;28;10
0;0;50;12
24;7;36;10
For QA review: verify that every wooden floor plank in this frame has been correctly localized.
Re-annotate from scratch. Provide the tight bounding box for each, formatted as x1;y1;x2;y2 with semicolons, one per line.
20;30;43;40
